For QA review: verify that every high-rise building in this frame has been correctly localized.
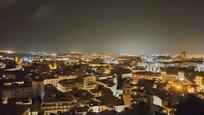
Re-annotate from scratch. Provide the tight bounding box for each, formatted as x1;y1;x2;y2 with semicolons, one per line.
32;77;44;99
122;84;132;108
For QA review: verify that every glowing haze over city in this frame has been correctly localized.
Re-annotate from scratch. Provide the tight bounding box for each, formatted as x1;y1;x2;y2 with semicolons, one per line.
1;1;204;54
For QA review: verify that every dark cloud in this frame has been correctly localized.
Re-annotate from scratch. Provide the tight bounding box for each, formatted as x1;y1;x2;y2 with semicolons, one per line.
0;0;16;7
33;3;56;19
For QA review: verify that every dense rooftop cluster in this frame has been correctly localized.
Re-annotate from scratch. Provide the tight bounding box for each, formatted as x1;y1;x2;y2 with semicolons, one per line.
0;51;204;115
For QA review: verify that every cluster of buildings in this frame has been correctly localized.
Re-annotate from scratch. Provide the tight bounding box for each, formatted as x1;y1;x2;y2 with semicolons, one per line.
0;50;204;115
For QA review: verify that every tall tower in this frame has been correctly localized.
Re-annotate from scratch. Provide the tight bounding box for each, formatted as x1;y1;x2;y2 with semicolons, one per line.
32;77;44;99
122;84;132;108
181;51;186;61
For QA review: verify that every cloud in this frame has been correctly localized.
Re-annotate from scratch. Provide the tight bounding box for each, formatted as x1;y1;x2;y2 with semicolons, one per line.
33;3;56;19
0;0;17;7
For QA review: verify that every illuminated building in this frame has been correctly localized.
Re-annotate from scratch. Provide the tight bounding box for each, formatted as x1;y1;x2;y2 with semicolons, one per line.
89;89;102;97
104;59;118;64
32;77;44;98
83;75;97;90
88;64;107;67
154;55;173;63
197;93;204;100
0;62;6;69
195;64;204;72
132;73;141;84
122;84;132;108
43;75;78;91
44;74;96;92
161;71;185;82
41;93;77;115
97;75;113;80
174;51;190;61
195;76;203;86
0;50;15;54
138;56;161;73
114;104;126;113
132;72;160;84
44;75;77;85
181;51;187;61
103;68;111;74
122;73;132;78
44;77;58;86
22;56;33;63
88;105;108;113
49;63;57;70
187;86;195;93
57;79;84;92
14;56;22;64
170;81;186;93
1;81;32;104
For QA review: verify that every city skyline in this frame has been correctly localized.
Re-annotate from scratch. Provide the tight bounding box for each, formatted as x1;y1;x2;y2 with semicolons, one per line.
1;1;204;54
1;1;204;115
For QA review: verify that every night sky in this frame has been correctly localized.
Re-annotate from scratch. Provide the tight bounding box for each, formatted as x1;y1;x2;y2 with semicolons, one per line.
1;0;204;54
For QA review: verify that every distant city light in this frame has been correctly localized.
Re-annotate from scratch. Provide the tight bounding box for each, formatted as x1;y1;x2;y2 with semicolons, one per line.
6;50;15;54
